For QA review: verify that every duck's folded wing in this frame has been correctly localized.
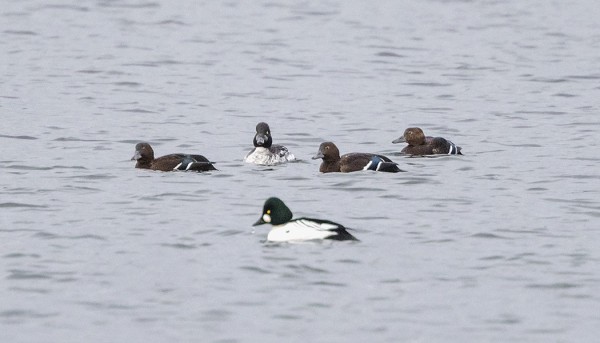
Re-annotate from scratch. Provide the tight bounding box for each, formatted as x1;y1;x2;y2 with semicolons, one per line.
151;154;186;171
339;153;373;172
295;218;358;241
188;154;214;163
169;154;217;171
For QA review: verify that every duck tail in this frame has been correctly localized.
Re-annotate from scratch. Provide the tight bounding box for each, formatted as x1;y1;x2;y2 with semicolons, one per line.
376;162;404;173
364;155;405;173
448;142;462;155
329;229;360;241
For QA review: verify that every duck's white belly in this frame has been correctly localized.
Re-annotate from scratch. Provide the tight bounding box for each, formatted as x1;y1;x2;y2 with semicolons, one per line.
267;220;337;242
244;147;295;165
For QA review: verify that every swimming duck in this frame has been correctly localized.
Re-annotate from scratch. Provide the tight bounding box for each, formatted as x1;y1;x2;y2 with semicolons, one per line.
244;122;296;165
253;197;358;242
392;127;462;155
131;142;217;172
312;142;403;173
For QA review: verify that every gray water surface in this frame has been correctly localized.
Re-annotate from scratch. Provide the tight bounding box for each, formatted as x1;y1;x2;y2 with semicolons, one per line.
2;1;600;342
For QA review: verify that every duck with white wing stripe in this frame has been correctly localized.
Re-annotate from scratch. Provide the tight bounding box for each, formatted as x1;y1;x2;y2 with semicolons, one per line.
253;197;358;242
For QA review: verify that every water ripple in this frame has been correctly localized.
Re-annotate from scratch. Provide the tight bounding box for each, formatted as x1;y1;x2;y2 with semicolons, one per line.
0;309;57;319
97;1;159;9
7;270;52;280
470;233;510;239
0;202;47;208
526;283;580;289
159;243;207;249
309;281;347;287
239;266;272;274
3;30;37;36
0;134;37;140
31;232;106;241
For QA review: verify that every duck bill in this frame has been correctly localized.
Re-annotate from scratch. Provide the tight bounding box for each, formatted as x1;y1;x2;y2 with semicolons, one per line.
392;137;406;144
131;150;142;160
255;134;267;145
312;151;324;160
253;217;266;226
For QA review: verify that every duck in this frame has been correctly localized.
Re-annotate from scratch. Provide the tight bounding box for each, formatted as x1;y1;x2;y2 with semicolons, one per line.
312;142;403;173
392;127;462;155
253;197;358;242
131;142;217;172
244;122;296;165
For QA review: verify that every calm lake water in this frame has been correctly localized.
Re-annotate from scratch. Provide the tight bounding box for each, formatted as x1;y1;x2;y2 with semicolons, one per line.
2;0;600;342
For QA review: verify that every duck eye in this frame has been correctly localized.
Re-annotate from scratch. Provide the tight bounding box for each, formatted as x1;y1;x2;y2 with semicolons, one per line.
325;146;329;150
266;209;271;214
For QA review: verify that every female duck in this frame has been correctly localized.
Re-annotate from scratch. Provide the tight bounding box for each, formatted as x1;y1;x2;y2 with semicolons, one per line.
131;142;217;172
244;122;296;165
253;197;358;242
392;127;462;155
312;142;403;173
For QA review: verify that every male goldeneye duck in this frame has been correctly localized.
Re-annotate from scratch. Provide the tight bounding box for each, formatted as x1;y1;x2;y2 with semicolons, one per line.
312;142;404;173
253;197;358;242
131;142;217;172
392;127;462;155
244;122;296;165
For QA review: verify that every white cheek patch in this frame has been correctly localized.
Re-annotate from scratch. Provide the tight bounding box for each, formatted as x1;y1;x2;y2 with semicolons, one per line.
262;214;271;223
